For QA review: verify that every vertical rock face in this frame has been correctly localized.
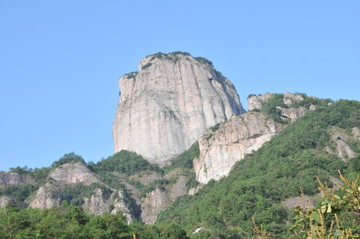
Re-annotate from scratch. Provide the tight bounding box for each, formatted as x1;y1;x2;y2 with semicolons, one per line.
113;52;245;165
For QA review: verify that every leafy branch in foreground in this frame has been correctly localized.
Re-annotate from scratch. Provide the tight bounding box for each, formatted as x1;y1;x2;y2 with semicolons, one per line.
289;171;359;239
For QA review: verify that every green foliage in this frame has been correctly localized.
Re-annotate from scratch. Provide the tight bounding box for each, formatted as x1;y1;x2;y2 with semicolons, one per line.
0;166;52;207
194;56;213;67
52;152;85;168
0;205;133;239
31;167;52;184
261;93;288;123
61;183;113;206
124;71;138;79
89;150;163;192
0;205;191;238
157;100;360;238
137;179;173;198
0;184;37;208
90;150;162;176
209;123;221;132
163;142;200;174
248;93;257;99
290;94;332;109
8;166;31;175
185;173;199;190
143;51;213;69
141;62;152;70
290;173;360;238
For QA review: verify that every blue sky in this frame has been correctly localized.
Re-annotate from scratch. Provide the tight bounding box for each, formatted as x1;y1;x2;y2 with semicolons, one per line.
0;1;359;171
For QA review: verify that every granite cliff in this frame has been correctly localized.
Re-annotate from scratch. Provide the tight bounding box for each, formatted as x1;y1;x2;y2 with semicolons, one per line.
113;52;245;165
193;93;317;184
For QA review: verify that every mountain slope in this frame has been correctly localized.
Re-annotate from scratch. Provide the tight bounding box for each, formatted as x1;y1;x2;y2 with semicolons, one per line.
157;100;360;238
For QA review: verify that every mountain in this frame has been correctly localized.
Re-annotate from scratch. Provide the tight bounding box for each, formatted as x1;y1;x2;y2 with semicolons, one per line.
157;99;360;238
113;52;245;165
0;52;359;238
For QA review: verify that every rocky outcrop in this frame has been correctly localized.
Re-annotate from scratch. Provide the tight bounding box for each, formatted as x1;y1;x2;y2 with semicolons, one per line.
0;172;34;187
194;112;285;184
129;171;161;186
113;52;245;165
248;93;275;111
283;92;304;105
278;106;307;121
352;127;360;141
110;191;134;221
193;92;320;184
329;127;357;161
248;92;310;112
140;170;188;223
140;188;170;224
281;196;315;210
29;183;62;209
83;188;109;215
49;162;98;186
83;188;134;221
0;196;14;208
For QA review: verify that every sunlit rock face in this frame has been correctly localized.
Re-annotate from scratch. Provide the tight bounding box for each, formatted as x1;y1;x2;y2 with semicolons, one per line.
113;52;245;165
48;162;99;186
194;112;285;184
194;92;315;184
28;183;62;209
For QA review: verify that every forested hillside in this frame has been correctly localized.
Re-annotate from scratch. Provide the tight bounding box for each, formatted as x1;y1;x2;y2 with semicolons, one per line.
0;99;359;238
157;100;360;238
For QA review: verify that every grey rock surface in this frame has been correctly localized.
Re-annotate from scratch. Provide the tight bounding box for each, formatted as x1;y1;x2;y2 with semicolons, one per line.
0;196;14;208
0;172;34;187
140;188;169;224
113;53;245;165
194;112;285;184
28;183;62;209
330;127;357;161
247;93;275;111
49;162;99;186
140;169;188;224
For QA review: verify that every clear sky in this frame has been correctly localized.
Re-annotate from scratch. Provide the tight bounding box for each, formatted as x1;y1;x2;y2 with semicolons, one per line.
0;1;359;171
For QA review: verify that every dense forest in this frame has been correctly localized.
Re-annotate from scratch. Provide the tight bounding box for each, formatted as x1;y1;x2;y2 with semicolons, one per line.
0;99;359;238
157;99;360;238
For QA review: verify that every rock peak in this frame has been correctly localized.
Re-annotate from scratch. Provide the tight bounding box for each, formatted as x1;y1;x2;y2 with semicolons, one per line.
113;52;245;165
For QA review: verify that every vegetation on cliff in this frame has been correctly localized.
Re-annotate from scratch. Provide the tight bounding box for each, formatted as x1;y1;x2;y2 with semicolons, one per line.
157;100;360;238
0;99;359;238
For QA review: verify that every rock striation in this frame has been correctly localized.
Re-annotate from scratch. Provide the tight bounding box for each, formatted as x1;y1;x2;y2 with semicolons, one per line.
194;112;285;184
113;52;245;165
